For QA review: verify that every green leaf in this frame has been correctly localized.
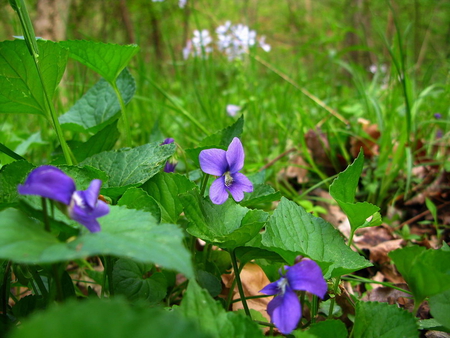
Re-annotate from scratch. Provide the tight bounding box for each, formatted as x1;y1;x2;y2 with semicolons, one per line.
261;197;371;278
306;320;348;338
8;297;211;338
58;40;139;83
59;68;135;133
141;172;196;223
112;258;167;303
180;190;269;250
240;183;281;208
117;187;161;222
52;121;121;165
0;40;67;115
80;142;175;200
329;150;380;231
429;289;450;330
177;280;264;338
0;206;193;278
389;246;450;304
0;160;34;207
353;301;418;338
294;320;348;338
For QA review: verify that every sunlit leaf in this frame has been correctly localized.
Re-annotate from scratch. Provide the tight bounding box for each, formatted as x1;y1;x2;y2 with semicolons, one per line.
0;206;193;278
261;197;371;278
58;40;139;83
0;40;67;115
80;142;175;199
59;68;135;133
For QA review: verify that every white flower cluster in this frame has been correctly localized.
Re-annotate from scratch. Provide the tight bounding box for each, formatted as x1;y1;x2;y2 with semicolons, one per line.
182;30;213;60
183;21;270;60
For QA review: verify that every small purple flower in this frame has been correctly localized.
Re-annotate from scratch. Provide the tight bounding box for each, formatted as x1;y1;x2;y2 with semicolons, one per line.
199;137;253;204
434;113;442;119
18;166;109;233
260;259;328;335
161;138;178;173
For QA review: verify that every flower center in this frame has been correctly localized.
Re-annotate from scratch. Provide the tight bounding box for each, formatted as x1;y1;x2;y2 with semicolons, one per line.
277;277;288;295
224;171;234;187
71;192;85;208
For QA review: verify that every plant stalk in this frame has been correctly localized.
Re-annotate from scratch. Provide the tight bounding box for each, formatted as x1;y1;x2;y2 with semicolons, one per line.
230;249;252;319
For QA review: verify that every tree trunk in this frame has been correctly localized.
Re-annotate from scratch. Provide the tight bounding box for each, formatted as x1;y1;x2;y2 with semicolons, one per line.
34;0;72;41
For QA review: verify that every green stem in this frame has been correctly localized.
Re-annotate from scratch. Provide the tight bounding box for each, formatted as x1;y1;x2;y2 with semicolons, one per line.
10;0;74;165
311;295;318;324
1;261;12;316
327;277;341;318
111;81;132;146
230;249;252;319
51;264;63;302
200;173;209;197
29;267;48;301
41;197;50;232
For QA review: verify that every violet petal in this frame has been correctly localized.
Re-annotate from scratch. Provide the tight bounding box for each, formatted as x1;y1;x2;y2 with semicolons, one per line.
226;137;245;173
260;280;281;296
199;148;228;176
209;176;229;205
269;286;301;334
286;260;327;298
227;172;253;202
18;165;75;205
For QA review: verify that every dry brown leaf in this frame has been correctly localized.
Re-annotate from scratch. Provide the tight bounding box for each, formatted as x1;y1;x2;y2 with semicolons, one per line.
222;263;272;322
350;118;380;158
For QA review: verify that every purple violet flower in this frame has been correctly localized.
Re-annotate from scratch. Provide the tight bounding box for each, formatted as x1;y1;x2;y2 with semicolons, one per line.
260;259;328;335
161;138;178;173
199;137;253;204
18;166;109;233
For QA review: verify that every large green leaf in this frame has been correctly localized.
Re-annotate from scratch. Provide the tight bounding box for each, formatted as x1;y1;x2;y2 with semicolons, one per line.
142;172;196;223
59;68;135;133
117;187;161;222
329;150;380;231
180;189;268;250
0;206;193;278
58;40;139;83
0;39;68;115
177;280;264;338
80;142;175;199
8;297;211;338
353;301;418;338
261;197;371;278
112;258;167;303
389;246;450;304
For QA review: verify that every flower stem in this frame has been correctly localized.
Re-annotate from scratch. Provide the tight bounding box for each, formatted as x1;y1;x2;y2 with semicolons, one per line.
230;249;252;319
10;0;75;165
111;80;132;146
51;263;64;302
41;197;50;232
327;277;341;318
1;261;12;316
200;173;209;197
